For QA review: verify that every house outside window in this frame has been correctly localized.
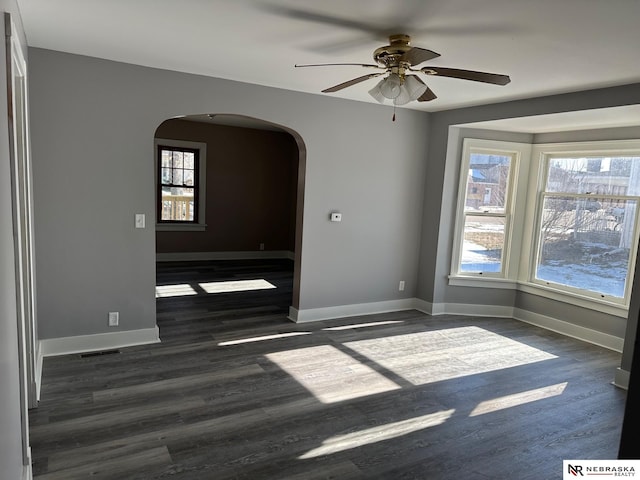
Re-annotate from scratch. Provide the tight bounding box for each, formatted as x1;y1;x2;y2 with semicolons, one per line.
155;138;207;231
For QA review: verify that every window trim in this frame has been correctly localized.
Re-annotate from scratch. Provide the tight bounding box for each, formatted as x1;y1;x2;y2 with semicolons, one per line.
450;137;640;314
450;138;529;280
154;138;207;232
521;140;640;307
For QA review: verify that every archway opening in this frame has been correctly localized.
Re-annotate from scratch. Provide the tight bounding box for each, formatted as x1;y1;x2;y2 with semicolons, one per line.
153;113;305;330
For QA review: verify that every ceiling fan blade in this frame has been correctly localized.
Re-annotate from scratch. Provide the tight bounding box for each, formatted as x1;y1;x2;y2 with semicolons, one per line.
322;73;385;93
261;5;382;34
401;47;440;66
420;67;511;85
406;75;437;101
417;87;437;102
295;63;381;69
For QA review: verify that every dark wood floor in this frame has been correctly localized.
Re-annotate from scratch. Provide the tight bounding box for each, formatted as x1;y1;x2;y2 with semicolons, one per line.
30;259;626;479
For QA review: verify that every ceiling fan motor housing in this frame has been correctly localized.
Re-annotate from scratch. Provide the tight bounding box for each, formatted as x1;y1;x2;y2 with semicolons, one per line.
373;34;413;68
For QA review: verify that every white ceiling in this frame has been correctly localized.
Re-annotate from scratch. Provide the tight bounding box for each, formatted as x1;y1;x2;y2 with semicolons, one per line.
16;0;640;112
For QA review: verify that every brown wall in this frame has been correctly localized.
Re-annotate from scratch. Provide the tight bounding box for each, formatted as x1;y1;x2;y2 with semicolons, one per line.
155;119;298;254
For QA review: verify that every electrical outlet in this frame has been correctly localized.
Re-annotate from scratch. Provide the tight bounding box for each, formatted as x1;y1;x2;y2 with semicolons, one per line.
399;281;405;291
259;243;265;251
108;312;119;327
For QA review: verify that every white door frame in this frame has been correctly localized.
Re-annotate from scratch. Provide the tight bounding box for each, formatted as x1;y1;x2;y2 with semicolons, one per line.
5;12;38;472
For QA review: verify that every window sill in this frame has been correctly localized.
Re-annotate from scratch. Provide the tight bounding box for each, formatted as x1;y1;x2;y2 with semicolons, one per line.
517;282;628;318
156;223;207;232
448;275;517;289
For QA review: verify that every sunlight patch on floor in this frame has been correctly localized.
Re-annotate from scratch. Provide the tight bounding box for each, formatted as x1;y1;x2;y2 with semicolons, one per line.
266;345;401;404
218;331;312;346
344;326;557;386
155;284;198;298
199;279;276;294
322;320;405;331
469;382;567;416
299;409;455;459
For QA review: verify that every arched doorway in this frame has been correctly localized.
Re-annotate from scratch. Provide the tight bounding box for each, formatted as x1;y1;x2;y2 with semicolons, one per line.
153;113;305;328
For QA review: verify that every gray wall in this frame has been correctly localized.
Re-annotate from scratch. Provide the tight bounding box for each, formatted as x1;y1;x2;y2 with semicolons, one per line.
0;3;30;479
29;48;430;339
26;46;640;360
417;84;640;341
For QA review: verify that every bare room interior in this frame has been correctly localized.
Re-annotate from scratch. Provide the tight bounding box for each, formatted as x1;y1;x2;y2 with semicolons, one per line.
2;1;640;479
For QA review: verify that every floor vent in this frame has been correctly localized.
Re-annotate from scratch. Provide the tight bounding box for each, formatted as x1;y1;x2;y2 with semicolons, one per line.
80;349;121;358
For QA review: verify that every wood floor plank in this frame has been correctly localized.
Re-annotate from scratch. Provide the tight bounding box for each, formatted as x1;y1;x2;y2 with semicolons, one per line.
29;259;626;479
35;446;172;480
92;364;265;402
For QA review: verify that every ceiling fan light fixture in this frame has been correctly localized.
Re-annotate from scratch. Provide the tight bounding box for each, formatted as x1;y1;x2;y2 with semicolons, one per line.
393;75;429;106
379;73;402;99
368;80;386;103
404;75;429;100
393;86;412;106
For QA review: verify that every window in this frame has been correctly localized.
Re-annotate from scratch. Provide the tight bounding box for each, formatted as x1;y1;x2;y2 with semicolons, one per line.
451;138;640;310
158;146;198;222
451;139;522;278
155;138;206;231
530;149;640;302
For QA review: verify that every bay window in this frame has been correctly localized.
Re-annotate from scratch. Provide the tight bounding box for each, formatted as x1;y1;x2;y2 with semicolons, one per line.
451;138;640;309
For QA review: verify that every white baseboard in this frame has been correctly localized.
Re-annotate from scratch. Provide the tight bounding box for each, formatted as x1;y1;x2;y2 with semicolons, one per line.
289;298;419;323
290;297;624;354
514;307;624;352
421;301;622;352
39;326;160;357
431;302;515;318
156;251;295;262
614;367;630;390
23;448;32;480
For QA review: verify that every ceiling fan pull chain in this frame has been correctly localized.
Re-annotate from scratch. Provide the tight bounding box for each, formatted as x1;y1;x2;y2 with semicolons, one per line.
392;105;396;122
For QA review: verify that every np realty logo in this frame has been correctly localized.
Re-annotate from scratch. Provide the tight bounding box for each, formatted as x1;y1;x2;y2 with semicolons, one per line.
564;460;639;478
567;464;583;476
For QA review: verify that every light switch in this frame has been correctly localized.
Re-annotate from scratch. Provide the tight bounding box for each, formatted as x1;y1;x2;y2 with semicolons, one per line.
135;213;145;229
330;212;342;222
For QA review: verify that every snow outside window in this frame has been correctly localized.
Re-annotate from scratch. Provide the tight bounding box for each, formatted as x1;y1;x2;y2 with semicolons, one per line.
530;151;640;303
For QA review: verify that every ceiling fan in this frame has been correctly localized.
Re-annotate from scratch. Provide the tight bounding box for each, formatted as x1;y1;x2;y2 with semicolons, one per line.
295;34;511;106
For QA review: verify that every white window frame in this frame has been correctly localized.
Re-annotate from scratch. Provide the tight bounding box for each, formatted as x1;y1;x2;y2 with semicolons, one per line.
155;138;207;231
518;139;640;310
450;137;640;316
450;138;530;285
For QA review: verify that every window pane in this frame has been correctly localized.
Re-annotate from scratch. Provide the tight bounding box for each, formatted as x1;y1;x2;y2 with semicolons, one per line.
460;215;505;273
161;187;195;221
172;151;183;169
183;152;195;169
546;156;640;194
465;153;512;213
161;167;172;185
173;169;184;185
535;196;636;298
161;150;172;168
184;169;194;186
